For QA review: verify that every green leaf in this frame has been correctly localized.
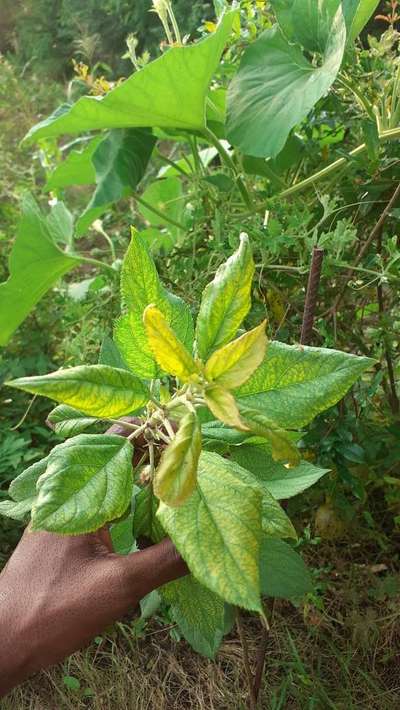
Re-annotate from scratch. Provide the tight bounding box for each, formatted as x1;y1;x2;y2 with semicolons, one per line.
47;405;98;438
9;456;49;502
260;538;313;598
161;575;226;658
204;321;267;389
0;195;80;346
31;434;133;534
115;230;194;379
143;305;199;382
154;412;201;507
205;384;248;431
236;341;373;429
158;451;263;611
262;489;297;540
76;128;156;235
46;202;74;248
7;365;149;419
343;0;380;43
195;233;254;359
230;444;329;499
111;513;136;554
0;498;35;521
226;12;346;158
291;0;341;52
238;405;300;465
98;335;129;370
133;484;164;543
201;420;253;446
138;176;184;232
45;135;102;190
24;11;236;143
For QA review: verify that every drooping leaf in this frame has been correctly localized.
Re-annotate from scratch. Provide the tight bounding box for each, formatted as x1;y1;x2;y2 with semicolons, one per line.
154;412;201;507
236;341;373;429
238;405;300;465
133;484;164;543
45;135;102;190
7;365;149;419
0;498;35;521
204;321;267;389
143;305;199;382
230;444;329;499
158;451;263;611
115;230;194;378
0;195;80;346
161;575;226;658
195;233;254;359
76;128;156;235
9;456;49;502
31;434;133;534
226;10;346;158
205;384;248;431
260;538;313;598
47;405;98;438
24;11;237;143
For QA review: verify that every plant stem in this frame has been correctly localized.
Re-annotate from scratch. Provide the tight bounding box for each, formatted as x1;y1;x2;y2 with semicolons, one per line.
203;127;253;208
166;3;182;44
338;74;376;121
78;255;116;275
300;247;324;346
132;192;186;231
235;609;257;710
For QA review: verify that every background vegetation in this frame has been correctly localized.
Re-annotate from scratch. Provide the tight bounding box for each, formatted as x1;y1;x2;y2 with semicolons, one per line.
0;1;399;707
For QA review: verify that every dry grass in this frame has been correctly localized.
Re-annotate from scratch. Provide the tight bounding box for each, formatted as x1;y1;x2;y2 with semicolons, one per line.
3;542;400;710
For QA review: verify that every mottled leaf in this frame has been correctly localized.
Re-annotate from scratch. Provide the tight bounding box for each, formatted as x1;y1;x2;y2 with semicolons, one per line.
31;434;133;534
154;412;201;506
196;233;254;359
238;405;300;465
7;365;149;419
205;321;267;389
158;451;263;611
205;385;248;431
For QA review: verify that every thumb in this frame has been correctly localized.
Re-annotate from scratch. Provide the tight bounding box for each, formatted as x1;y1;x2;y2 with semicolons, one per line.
114;538;189;601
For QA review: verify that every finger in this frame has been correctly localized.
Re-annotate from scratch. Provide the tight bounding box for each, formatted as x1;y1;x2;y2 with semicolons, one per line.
115;538;189;600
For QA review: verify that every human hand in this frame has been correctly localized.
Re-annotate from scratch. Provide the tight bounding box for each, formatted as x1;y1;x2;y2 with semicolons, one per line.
0;421;187;696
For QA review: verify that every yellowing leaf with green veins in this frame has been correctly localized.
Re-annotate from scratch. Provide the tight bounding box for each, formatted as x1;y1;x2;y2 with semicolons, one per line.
205;320;267;389
195;233;255;359
154;412;201;507
205;384;248;431
7;365;149;419
238;405;300;466
31;434;133;534
158;451;263;611
143;305;199;382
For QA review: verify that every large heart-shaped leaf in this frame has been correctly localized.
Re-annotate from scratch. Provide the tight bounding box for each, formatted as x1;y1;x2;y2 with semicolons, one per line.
31;434;133;534
115;230;193;378
0;196;80;346
158;451;263;612
76;128;156;235
236;341;372;428
226;8;346;158
161;575;226;658
7;365;149;418
24;11;236;144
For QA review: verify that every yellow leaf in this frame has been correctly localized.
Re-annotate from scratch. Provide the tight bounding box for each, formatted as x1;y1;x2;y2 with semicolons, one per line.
154;412;201;507
204;21;217;33
204;320;267;389
205;385;249;431
143;305;199;382
239;405;301;466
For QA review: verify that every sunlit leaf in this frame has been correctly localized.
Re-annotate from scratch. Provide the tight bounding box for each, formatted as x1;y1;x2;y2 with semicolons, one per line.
47;405;98;438
24;11;237;143
205;384;248;431
238;405;300;465
204;321;267;389
154;412;201;506
196;233;254;359
236;341;373;428
7;365;149;419
143;305;199;382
